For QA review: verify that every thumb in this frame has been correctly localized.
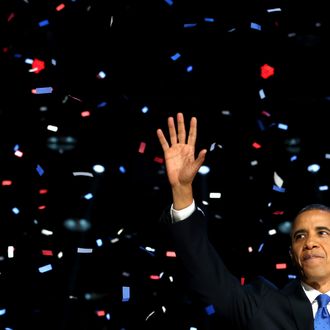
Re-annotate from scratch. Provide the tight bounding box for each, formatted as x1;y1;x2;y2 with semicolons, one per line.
195;149;207;168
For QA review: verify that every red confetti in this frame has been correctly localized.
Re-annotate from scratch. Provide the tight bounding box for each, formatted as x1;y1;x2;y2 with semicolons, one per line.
153;156;164;164
138;142;146;154
32;58;45;74
1;180;12;186
276;263;287;269
166;251;176;257
252;142;262;149
41;250;53;256
56;3;65;11
260;63;274;79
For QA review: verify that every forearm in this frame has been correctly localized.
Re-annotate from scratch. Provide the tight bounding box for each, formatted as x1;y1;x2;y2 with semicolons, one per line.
168;209;240;300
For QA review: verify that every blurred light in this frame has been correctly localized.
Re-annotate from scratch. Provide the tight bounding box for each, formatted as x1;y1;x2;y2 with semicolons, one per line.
141;106;149;113
268;229;277;235
64;218;91;232
138;142;146;153
97;71;106;79
97;101;108;108
250;22;261;30
145;246;155;252
274;172;283;187
36;164;45;176
209;192;221;199
209;142;222;151
73;171;94;177
164;0;173;5
2;180;12;186
171;52;181;61
198;165;210;175
77;248;93;253
14;150;23;157
278;123;288;130
166;251;176;257
119;165;126;173
205;304;215;315
259;89;266;99
47;136;77;153
260;63;274;79
290;155;298;161
276;263;287;269
307;163;320;173
7;246;14;258
93;164;105;173
278;221;292;234
267;7;281;12
32;87;53;94
39;264;52;273
273;185;286;192
122;286;130;302
252;142;262;149
38;19;49;27
84;193;93;200
47;125;58;132
56;3;65;11
41;229;53;236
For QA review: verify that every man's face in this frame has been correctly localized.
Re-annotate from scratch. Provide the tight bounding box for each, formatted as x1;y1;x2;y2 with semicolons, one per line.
291;209;330;285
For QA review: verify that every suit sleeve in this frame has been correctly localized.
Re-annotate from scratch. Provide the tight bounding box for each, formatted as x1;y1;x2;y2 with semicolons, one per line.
160;206;272;328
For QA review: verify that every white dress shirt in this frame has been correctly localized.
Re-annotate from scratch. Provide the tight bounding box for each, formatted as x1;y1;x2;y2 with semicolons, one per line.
301;281;330;318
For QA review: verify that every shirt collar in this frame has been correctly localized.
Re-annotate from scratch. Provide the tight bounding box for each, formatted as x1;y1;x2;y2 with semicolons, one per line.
301;281;330;304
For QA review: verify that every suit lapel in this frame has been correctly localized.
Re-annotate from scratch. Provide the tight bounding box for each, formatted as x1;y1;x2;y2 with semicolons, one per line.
282;280;314;330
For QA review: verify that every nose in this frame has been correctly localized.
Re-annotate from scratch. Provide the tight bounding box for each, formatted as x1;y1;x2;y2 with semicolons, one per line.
303;237;319;250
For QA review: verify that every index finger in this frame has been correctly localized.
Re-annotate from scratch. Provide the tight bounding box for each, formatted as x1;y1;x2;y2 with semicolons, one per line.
156;128;169;151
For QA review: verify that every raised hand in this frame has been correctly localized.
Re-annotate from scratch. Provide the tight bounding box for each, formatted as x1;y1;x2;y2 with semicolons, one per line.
157;112;207;209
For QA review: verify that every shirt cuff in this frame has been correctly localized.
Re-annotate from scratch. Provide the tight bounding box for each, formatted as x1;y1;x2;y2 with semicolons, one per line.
170;200;196;223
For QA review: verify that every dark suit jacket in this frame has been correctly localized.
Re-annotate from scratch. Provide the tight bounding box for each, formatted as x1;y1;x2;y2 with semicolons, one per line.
160;206;314;329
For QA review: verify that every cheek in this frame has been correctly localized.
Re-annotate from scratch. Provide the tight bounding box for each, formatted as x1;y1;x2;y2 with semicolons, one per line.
324;244;330;253
290;246;301;262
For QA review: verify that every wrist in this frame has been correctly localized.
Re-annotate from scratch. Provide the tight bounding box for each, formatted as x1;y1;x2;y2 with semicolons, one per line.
172;185;194;210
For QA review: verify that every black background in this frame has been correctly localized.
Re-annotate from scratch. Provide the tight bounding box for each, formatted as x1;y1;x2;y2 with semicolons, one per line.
1;0;330;329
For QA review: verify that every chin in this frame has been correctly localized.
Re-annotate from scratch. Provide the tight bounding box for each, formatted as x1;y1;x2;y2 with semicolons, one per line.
303;271;328;283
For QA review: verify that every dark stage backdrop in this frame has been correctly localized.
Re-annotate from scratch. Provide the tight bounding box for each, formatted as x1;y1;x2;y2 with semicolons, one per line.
1;0;330;329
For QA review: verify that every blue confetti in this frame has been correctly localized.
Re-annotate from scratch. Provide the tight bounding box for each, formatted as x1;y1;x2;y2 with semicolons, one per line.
36;164;44;176
38;19;49;27
205;304;215;315
171;53;181;61
122;286;130;302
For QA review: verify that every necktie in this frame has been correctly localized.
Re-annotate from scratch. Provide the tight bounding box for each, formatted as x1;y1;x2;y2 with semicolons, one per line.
314;293;330;330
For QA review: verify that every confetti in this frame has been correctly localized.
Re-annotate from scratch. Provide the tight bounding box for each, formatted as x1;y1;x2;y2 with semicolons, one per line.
1;0;329;328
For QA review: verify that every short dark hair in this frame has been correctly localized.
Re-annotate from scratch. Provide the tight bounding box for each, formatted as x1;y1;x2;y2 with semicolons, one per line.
295;203;330;216
290;203;330;239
